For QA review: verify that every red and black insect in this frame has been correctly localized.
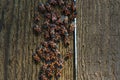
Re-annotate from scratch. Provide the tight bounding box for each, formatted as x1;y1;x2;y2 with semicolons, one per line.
45;3;52;12
48;0;57;6
33;24;41;34
32;53;40;63
38;2;46;13
64;51;73;61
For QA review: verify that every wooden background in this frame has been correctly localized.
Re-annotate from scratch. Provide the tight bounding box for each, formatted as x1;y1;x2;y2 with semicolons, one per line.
0;0;120;80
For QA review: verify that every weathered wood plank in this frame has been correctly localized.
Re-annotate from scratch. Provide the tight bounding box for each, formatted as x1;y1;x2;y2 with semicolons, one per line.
77;0;120;80
0;0;74;80
1;0;120;80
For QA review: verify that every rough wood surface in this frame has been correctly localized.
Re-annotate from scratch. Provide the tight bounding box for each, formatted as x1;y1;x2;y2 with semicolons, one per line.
0;0;73;80
77;0;120;80
0;0;120;80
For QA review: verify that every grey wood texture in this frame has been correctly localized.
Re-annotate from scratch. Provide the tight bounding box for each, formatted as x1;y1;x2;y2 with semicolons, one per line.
77;0;120;80
0;0;120;80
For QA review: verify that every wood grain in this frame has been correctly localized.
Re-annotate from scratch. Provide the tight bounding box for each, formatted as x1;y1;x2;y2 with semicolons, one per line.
0;0;73;80
77;0;120;80
0;0;120;80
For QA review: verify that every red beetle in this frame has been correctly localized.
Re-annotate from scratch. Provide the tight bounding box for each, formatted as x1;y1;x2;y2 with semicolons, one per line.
32;53;40;62
38;2;46;13
64;37;70;47
48;0;57;5
68;22;75;33
64;51;72;61
45;3;52;12
33;24;41;33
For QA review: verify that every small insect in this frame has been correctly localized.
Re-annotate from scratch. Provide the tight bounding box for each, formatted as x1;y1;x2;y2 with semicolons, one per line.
64;51;72;61
34;12;40;23
55;25;61;32
36;48;43;57
50;55;56;62
48;0;57;5
45;55;51;64
51;12;57;22
63;16;68;24
64;37;70;47
38;2;46;13
41;41;49;48
45;68;53;78
43;19;50;29
69;12;77;22
71;2;76;12
61;27;68;37
58;62;64;69
48;41;57;49
56;18;63;25
44;31;50;40
55;70;62;79
32;53;40;63
57;0;64;6
42;47;48;53
33;24;41;34
39;74;48;80
58;59;64;68
50;23;56;28
41;64;48;71
62;6;71;16
68;22;75;33
50;27;55;38
45;3;52;12
55;12;61;19
45;13;51;19
54;33;61;43
54;49;61;57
